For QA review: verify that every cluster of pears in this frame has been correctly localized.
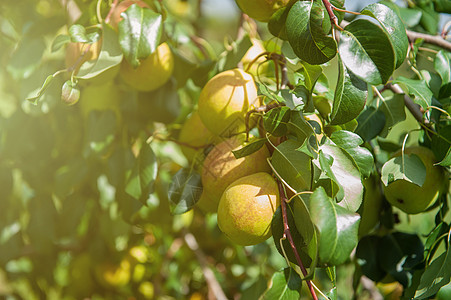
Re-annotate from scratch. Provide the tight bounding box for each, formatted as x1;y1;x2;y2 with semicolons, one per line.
64;0;174;111
179;68;280;246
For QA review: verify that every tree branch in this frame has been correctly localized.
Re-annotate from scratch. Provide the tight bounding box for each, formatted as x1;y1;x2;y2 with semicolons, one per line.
385;83;431;127
183;230;228;300
278;181;318;300
407;29;451;52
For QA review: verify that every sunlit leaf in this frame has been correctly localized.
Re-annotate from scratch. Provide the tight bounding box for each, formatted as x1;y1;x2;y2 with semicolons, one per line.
330;56;367;125
330;130;374;178
339;19;395;85
381;153;426;186
361;3;408;68
263;106;291;137
261;268;302;300
232;138;267;159
286;1;337;65
308;187;360;265
393;77;434;109
118;4;163;68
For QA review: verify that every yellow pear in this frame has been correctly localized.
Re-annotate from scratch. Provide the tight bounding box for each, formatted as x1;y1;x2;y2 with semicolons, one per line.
235;0;295;22
241;39;268;76
218;172;280;245
120;42;174;92
198;68;260;137
94;259;131;289
383;146;446;214
178;111;218;163
197;134;271;213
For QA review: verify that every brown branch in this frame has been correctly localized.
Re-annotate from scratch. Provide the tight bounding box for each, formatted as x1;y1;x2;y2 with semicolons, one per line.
278;181;318;300
385;83;431;127
105;0;119;24
407;29;451;52
183;230;228;300
322;0;341;29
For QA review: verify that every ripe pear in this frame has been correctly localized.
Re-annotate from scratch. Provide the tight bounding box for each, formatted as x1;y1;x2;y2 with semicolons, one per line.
241;39;268;76
79;81;122;122
198;68;260;137
235;0;295;22
94;259;131;289
197;134;271;213
120;42;174;92
383;146;446;214
178;111;218;163
218;172;280;245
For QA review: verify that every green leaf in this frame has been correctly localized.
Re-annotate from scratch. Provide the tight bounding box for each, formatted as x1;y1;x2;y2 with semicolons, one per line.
355;106;386;142
378;232;424;286
271;203;317;271
68;24;100;43
356;235;387;282
381;153;426;187
415;232;451;299
361;3;408;69
308;187;360;265
330;130;374;178
287;110;315;143
268;6;290;40
393;77;434;109
271;139;315;192
76;23;123;80
218;34;252;72
125;142;158;202
438;147;451;167
261;268;302;300
434;50;451;98
232;138;267;159
168;168;202;215
286;0;337;65
330;56;367;125
377;94;406;137
263;106;291;137
300;62;323;92
317;138;364;212
26;74;55;104
398;7;423;27
118;4;163;68
339;19;395;85
418;1;439;34
51;34;71;52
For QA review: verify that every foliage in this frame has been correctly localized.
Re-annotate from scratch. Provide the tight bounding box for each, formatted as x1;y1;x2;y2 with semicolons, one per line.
0;0;450;299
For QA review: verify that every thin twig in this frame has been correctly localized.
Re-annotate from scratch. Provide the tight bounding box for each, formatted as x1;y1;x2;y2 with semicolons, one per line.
322;0;341;30
245;102;281;141
183;230;228;300
105;0;119;24
385;83;431;127
407;29;451;52
278;181;318;300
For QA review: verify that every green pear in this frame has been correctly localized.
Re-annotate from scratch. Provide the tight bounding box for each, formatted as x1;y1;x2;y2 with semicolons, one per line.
383;146;446;214
79;81;122;123
218;172;280;245
235;0;295;22
178;111;218;163
197;134;271;213
198;68;260;137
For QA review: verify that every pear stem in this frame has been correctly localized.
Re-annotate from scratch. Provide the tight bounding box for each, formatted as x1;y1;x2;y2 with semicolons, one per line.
277;180;318;300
